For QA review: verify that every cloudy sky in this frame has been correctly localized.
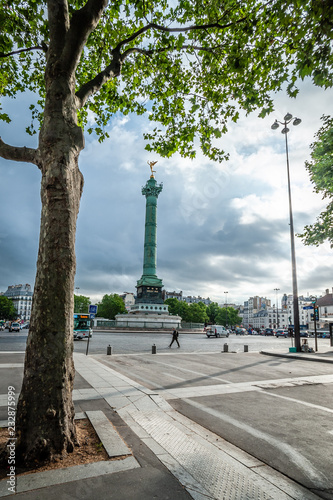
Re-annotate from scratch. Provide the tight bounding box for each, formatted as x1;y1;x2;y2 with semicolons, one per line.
1;79;332;307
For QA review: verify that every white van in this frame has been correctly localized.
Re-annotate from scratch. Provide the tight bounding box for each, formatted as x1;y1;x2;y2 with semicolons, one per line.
205;325;229;338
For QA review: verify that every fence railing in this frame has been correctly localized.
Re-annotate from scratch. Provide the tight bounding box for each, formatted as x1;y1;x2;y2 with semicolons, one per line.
181;322;204;329
95;320;203;329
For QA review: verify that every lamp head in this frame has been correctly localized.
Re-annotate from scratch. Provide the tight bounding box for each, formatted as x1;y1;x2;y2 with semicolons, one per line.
284;113;293;122
293;117;302;126
271;121;279;130
281;127;289;134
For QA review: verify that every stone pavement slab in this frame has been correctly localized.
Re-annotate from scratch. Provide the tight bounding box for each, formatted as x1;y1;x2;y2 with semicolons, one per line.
75;353;322;499
0;457;139;497
0;352;326;499
86;410;132;458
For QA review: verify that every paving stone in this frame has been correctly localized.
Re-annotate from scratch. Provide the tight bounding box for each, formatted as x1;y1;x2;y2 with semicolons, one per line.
86;410;132;458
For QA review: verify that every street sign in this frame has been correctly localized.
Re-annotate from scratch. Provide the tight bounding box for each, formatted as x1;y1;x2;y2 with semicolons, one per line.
89;304;98;315
89;313;95;319
303;306;313;310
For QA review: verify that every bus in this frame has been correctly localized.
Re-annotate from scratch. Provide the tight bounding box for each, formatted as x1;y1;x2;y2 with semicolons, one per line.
73;314;92;340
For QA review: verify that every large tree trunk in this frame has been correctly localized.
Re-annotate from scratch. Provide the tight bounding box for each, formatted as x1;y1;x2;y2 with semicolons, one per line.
15;69;85;464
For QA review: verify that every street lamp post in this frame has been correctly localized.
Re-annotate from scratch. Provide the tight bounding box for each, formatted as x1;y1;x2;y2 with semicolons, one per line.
271;113;301;352
224;291;228;328
274;288;280;329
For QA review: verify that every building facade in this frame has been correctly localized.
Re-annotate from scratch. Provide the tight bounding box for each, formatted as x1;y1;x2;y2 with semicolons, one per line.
162;290;211;305
242;293;316;330
242;296;271;328
4;284;33;321
314;288;333;330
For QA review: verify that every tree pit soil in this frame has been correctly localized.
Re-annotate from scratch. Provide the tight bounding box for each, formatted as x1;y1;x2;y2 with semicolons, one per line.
0;419;112;480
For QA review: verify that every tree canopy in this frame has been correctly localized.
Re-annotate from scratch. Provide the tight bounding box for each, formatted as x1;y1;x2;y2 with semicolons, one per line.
298;115;333;247
216;306;242;327
74;294;91;313
97;293;127;319
1;0;332;162
165;298;242;325
0;296;17;320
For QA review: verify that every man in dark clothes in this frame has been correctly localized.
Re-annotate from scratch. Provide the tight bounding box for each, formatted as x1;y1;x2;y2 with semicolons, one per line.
169;328;180;348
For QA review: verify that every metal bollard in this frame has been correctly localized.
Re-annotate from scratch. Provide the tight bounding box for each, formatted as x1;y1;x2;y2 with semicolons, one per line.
107;345;112;355
223;343;228;352
244;345;248;352
152;344;156;354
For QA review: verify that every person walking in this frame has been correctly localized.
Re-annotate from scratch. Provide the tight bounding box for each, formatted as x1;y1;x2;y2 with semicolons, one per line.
169;328;180;348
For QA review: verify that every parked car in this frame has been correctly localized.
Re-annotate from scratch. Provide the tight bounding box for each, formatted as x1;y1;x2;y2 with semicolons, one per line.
264;328;275;336
9;322;20;332
275;329;289;338
235;327;247;335
205;325;229;338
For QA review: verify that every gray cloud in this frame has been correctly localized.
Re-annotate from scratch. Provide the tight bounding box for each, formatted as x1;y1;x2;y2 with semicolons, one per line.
1;83;333;305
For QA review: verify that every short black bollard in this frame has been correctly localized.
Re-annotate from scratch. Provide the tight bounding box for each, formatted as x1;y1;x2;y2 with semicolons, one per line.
152;344;156;354
244;345;248;352
107;345;112;355
223;343;228;352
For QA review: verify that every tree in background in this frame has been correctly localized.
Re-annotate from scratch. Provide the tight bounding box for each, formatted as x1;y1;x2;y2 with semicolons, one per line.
298;115;333;247
216;306;242;327
0;296;17;320
74;294;91;313
164;298;180;317
1;0;332;466
97;294;127;320
206;302;220;324
188;302;209;323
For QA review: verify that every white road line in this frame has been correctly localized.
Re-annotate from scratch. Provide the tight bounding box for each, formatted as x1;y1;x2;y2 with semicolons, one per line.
182;398;330;490
147;359;231;383
0;364;24;368
263;391;333;414
158;374;333;399
162;372;186;381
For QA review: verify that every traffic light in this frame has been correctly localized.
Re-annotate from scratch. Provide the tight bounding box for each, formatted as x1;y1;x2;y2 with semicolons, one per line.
314;307;319;321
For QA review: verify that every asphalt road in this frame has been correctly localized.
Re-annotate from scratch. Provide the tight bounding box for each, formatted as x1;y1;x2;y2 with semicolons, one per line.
98;351;333;499
1;329;329;355
1;331;333;497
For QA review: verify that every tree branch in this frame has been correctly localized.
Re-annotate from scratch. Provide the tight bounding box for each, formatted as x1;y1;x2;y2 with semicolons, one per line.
113;15;249;54
75;55;122;108
0;45;46;58
121;43;220;61
0;138;40;167
61;0;108;75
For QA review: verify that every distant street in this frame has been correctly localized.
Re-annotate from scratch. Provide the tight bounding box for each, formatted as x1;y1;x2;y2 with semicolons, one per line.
1;330;333;497
0;329;330;355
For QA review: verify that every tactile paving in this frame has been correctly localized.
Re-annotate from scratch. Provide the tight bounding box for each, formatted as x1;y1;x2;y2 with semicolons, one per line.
131;411;272;500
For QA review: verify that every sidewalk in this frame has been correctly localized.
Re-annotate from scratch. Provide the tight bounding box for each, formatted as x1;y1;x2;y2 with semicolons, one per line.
261;344;333;364
0;352;324;499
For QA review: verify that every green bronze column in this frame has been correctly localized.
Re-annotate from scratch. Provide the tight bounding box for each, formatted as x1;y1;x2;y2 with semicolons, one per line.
136;164;164;304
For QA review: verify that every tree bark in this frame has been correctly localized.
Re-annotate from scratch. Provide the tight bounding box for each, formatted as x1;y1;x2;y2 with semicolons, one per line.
13;61;85;464
15;128;84;463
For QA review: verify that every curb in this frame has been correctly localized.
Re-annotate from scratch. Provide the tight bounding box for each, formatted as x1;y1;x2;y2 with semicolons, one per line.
260;350;333;364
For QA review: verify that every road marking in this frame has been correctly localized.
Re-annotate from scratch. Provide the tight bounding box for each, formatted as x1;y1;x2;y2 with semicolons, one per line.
0;364;24;368
157;374;333;399
182;398;330;490
263;390;333;414
147;359;231;383
162;372;186;381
